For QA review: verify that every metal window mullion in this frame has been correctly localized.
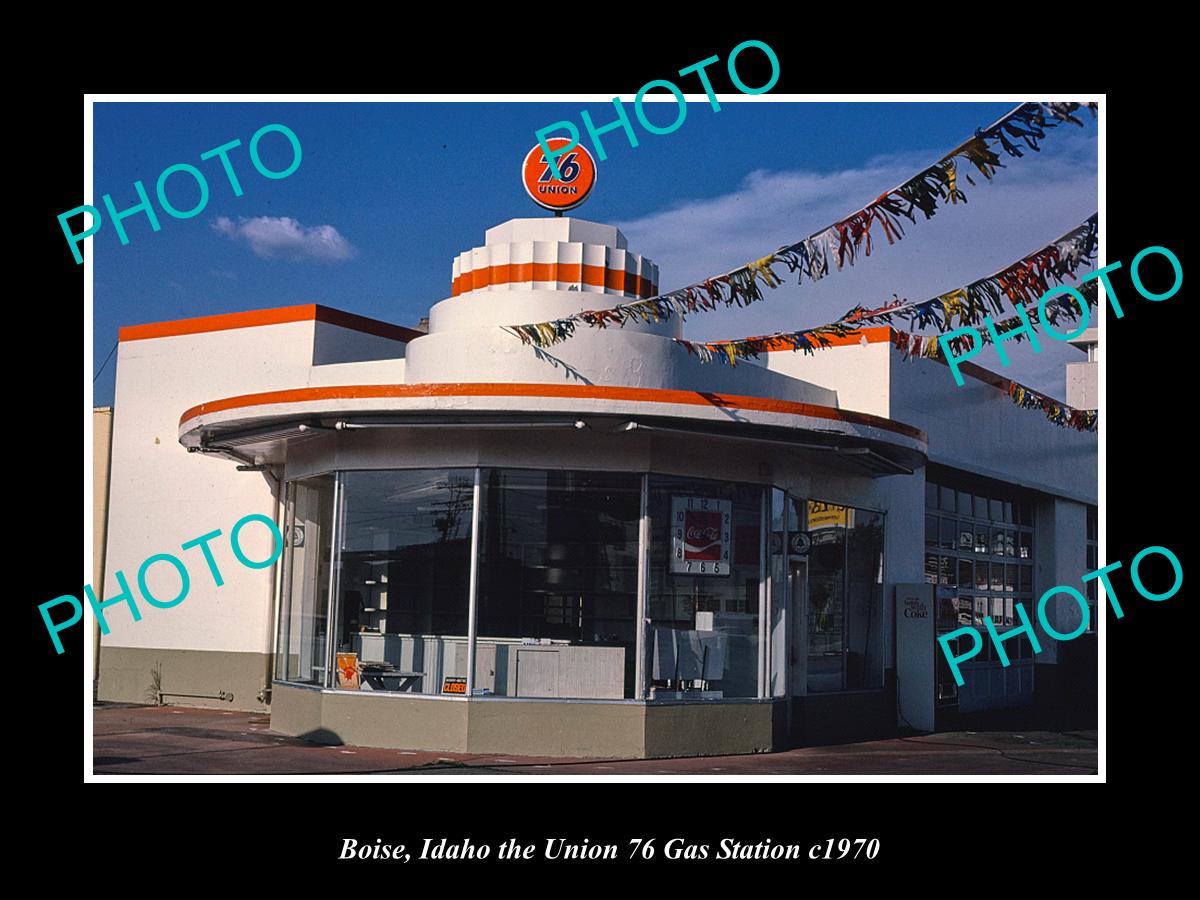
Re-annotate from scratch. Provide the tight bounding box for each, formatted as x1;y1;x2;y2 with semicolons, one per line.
758;487;768;698
324;472;345;689
782;491;792;709
275;481;297;680
634;473;649;700
842;508;849;691
466;467;482;698
801;499;810;695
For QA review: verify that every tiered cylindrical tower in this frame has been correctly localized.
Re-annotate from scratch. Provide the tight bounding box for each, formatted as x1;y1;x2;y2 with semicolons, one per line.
405;217;818;399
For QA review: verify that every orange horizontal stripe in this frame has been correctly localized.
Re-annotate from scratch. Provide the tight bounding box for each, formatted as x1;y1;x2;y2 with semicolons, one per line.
751;326;894;351
120;304;423;344
452;263;654;298
179;382;926;442
754;326;1066;402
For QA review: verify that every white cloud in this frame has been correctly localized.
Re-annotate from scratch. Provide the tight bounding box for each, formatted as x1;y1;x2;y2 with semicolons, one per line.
213;215;357;261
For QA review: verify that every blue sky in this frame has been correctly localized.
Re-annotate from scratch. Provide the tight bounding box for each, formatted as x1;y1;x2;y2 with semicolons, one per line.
91;101;1098;406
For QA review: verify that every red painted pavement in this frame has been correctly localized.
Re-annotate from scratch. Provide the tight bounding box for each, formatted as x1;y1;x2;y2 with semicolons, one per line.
93;704;1097;776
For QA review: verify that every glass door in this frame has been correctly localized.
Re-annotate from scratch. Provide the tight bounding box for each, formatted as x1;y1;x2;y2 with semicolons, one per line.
806;506;847;693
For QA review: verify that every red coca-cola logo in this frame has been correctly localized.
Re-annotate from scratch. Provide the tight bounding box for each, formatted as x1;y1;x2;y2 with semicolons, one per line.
683;510;723;560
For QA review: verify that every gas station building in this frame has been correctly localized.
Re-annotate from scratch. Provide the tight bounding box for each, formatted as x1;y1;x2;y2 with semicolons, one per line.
94;214;1097;758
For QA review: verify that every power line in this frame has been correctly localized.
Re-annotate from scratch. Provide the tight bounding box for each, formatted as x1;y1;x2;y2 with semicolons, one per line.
93;341;117;383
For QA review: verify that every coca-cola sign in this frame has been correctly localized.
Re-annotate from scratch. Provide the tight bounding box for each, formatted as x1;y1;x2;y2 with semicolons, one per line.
683;512;723;559
671;496;732;576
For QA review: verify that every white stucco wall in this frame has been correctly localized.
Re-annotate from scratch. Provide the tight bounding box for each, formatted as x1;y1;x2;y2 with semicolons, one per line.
764;339;892;418
405;326;839;404
1066;360;1097;410
1031;498;1090;664
103;317;412;655
312;320;408;365
889;353;1097;505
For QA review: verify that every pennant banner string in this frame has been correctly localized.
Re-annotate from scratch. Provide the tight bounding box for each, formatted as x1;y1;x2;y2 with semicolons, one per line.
1003;381;1097;432
674;214;1098;366
503;102;1098;349
888;328;1097;432
891;278;1098;363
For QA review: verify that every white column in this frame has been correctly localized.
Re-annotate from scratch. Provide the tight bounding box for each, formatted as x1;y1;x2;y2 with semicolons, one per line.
634;473;650;700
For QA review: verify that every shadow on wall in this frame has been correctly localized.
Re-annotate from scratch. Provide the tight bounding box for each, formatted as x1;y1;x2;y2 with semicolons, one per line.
531;347;594;384
697;392;747;423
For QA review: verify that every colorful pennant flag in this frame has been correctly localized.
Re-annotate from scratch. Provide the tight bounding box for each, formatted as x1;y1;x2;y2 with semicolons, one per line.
926;278;1098;360
674;215;1098;366
1005;381;1098;432
888;325;1097;431
504;102;1098;348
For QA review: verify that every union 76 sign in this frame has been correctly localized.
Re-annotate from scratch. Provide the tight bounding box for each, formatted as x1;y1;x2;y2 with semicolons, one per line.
671;496;732;576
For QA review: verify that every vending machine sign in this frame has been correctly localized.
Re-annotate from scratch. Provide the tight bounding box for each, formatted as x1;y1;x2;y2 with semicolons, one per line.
671;496;732;575
336;652;360;690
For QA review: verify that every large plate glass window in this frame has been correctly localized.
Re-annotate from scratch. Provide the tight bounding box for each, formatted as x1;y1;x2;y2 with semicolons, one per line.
476;469;641;699
647;476;763;700
331;470;474;695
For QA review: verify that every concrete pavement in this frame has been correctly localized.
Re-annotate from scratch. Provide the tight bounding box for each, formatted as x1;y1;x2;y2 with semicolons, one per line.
92;703;1097;775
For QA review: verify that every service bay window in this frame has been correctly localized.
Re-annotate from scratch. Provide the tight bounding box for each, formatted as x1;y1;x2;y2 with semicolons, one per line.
926;474;1037;704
